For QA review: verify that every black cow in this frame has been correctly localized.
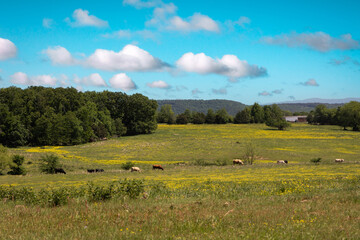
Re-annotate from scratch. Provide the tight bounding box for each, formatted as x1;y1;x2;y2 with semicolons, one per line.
95;169;104;172
54;168;66;174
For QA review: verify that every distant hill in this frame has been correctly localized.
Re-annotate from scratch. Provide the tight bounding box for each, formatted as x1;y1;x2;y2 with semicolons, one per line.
157;99;246;116
281;98;360;104
157;99;358;116
276;103;343;113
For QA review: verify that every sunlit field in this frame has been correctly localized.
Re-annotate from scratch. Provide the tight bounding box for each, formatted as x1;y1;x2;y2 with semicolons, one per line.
1;123;360;239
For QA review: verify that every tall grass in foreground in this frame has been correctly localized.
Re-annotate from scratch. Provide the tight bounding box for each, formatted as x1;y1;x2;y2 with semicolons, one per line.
0;176;359;239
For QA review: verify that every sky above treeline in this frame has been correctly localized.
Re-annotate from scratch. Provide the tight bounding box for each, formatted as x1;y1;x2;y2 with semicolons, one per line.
0;0;359;104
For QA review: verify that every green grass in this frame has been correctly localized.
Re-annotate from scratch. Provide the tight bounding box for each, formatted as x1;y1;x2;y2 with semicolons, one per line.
1;123;360;239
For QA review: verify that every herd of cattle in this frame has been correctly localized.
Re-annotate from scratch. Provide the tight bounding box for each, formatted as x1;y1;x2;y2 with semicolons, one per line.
53;159;346;174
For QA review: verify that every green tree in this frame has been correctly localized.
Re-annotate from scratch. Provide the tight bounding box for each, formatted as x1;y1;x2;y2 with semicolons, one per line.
337;101;360;131
157;104;175;124
250;103;264;123
215;108;230;124
265;104;291;130
192;112;206;124
205;109;216;124
234;107;251;124
39;154;61;174
7;155;26;175
0;145;10;175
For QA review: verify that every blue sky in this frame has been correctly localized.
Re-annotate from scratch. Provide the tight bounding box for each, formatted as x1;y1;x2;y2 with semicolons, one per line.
0;0;359;104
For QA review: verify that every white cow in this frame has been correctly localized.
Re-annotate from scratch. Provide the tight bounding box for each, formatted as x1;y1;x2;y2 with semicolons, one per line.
130;167;141;172
335;159;345;163
233;159;244;165
277;160;288;164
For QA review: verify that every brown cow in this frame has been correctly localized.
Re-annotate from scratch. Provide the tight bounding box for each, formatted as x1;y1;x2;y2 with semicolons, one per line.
153;165;164;170
233;159;244;165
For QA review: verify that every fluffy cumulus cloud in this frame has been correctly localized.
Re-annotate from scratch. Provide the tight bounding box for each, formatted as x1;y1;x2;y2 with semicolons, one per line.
145;3;219;33
167;13;220;33
176;52;267;81
301;79;319;87
146;80;170;89
43;18;54;28
123;0;161;8
44;46;76;65
109;73;137;91
0;38;17;61
66;9;108;28
86;44;169;71
261;32;359;52
10;72;57;86
74;73;107;87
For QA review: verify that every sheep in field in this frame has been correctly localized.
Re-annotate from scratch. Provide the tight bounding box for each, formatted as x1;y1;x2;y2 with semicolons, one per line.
277;160;288;164
152;165;164;170
131;167;141;172
233;159;244;165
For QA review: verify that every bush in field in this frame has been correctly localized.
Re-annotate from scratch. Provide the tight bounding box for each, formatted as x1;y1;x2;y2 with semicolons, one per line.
243;142;256;165
0;145;10;175
121;161;135;170
118;178;145;199
310;157;322;164
7;155;26;175
39;154;60;174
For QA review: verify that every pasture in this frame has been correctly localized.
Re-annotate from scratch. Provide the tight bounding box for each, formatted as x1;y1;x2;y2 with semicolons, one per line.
1;123;360;239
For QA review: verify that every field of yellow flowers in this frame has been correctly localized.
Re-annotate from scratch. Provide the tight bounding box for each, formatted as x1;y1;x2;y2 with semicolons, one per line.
1;123;359;239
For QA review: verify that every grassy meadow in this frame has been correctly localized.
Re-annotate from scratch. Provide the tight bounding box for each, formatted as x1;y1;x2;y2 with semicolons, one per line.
1;123;360;239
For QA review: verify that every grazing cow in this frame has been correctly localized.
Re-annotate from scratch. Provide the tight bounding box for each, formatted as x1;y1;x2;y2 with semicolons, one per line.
87;169;95;173
277;160;288;164
95;169;104;172
233;159;244;165
54;168;66;174
335;159;345;163
153;165;164;170
131;167;141;172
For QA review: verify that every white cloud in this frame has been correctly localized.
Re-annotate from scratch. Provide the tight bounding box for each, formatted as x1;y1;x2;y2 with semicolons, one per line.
146;3;219;33
86;44;168;71
272;89;283;94
44;46;76;65
212;88;227;95
168;13;220;33
43;18;54;28
123;0;162;8
329;56;360;66
176;52;267;81
301;79;319;86
0;38;17;61
74;73;107;87
261;32;359;52
234;16;251;28
10;72;57;86
147;80;170;89
66;9;108;28
258;91;272;96
109;73;137;91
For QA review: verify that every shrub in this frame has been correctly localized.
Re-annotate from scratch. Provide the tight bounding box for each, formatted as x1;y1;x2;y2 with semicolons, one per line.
121;161;135;170
7;155;26;175
310;157;322;164
243;142;256;165
39;154;60;174
0;145;10;175
118;178;144;199
215;159;228;166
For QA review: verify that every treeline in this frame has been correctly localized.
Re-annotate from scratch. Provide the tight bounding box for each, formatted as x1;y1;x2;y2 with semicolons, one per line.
157;103;290;130
0;87;157;147
307;102;360;131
